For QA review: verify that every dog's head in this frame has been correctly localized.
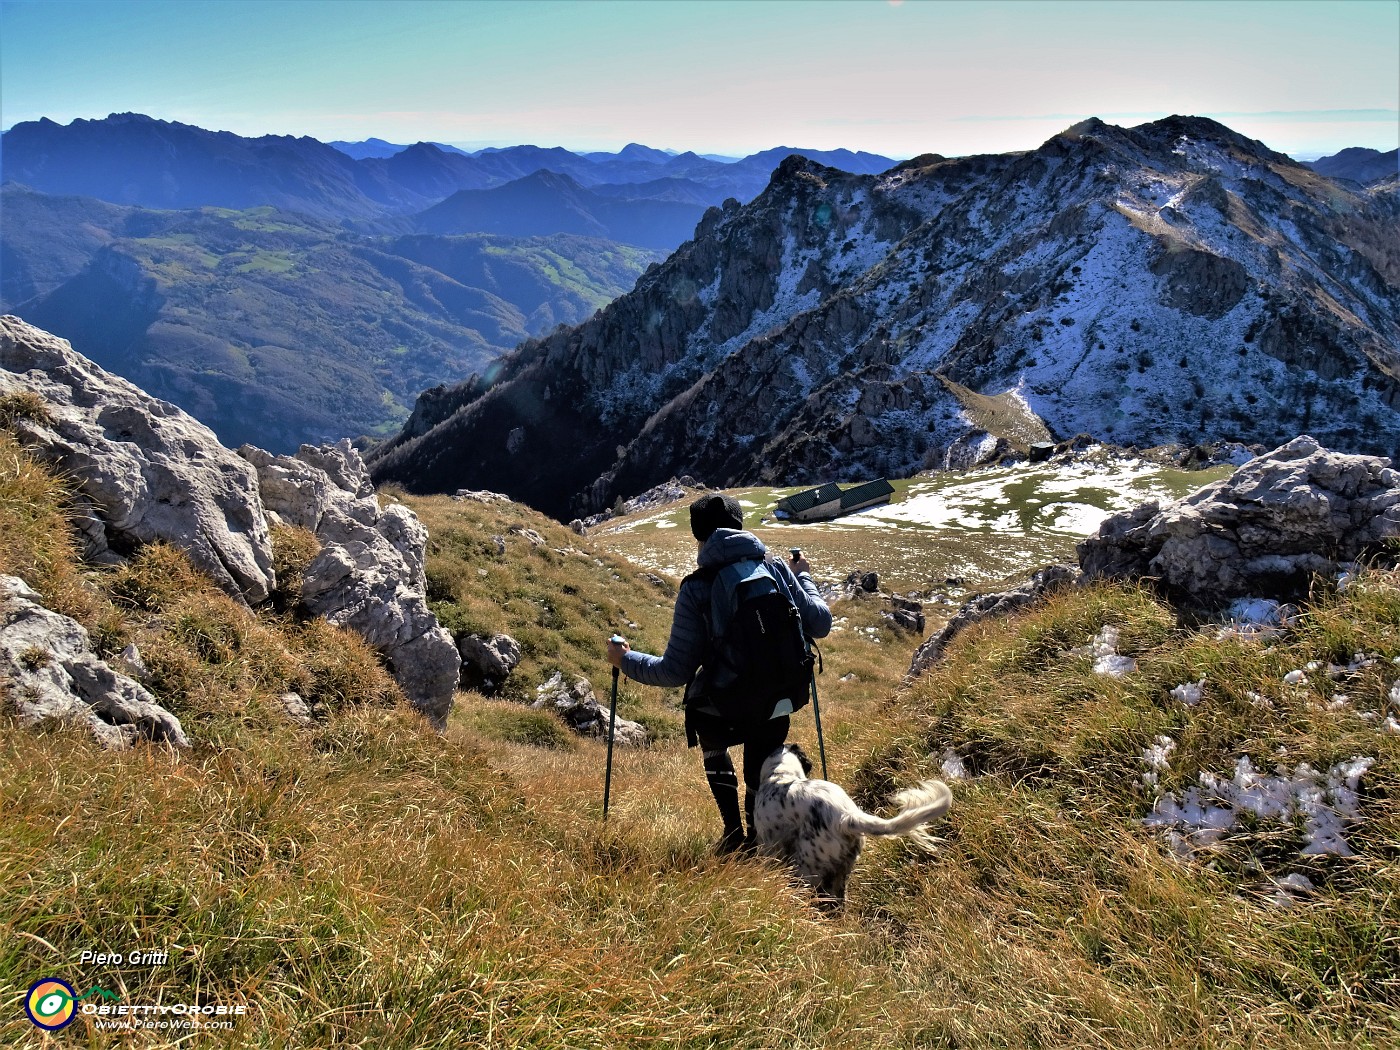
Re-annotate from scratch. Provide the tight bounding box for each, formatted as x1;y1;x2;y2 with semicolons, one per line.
785;742;814;776
762;742;814;783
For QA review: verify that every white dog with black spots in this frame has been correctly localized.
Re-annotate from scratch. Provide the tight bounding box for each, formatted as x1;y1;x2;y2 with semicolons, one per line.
754;743;952;906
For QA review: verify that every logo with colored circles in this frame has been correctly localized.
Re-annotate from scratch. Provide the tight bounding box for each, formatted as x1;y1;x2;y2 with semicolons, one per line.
25;977;78;1030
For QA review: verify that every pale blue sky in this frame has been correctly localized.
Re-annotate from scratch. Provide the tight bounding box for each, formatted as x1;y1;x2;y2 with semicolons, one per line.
2;0;1396;159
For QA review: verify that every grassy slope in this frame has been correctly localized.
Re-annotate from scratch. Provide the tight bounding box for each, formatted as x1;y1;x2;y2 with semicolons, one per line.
937;373;1053;452
1;432;1396;1048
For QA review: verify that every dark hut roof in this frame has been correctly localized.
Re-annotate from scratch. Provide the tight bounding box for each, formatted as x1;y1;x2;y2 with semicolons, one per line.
778;482;842;514
838;478;895;509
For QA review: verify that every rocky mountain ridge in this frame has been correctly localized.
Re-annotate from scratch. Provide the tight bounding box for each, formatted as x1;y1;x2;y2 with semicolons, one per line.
412;170;705;249
1304;147;1398;186
369;116;1400;520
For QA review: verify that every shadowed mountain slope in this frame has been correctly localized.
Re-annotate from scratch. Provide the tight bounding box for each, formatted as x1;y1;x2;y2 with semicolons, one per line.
1305;147;1398;185
412;171;708;249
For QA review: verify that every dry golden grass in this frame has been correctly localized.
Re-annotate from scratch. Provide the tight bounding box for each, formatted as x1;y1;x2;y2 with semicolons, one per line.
2;441;1397;1048
0;429;98;625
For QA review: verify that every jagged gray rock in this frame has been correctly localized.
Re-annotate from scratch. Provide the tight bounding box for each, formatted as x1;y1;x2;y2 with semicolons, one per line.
508;524;546;547
1078;437;1400;603
240;441;460;726
622;478;690;514
0;316;275;604
0;575;188;748
884;595;926;634
532;671;649;747
0;317;458;731
459;633;522;694
907;565;1078;680
842;571;881;599
277;691;319;726
453;489;512;504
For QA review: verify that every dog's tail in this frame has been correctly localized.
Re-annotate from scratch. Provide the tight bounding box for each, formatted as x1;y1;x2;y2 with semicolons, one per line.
842;780;952;849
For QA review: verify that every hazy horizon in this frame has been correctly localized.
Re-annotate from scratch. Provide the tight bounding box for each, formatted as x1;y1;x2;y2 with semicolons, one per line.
2;0;1396;161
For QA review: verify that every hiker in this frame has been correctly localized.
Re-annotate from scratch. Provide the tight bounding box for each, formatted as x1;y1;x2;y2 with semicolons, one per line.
607;493;832;854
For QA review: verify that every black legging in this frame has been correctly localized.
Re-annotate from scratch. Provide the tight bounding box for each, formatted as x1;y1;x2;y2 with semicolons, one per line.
695;715;790;834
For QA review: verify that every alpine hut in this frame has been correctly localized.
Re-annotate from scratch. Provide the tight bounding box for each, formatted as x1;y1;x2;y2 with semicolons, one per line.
776;479;895;523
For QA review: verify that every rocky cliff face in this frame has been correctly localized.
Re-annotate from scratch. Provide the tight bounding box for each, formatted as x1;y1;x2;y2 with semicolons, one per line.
370;116;1400;520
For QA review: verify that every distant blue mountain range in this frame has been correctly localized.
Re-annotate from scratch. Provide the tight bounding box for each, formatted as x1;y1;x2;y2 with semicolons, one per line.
1;113;901;248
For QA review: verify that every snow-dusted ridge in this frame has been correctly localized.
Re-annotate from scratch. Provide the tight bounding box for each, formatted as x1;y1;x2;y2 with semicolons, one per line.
371;115;1400;521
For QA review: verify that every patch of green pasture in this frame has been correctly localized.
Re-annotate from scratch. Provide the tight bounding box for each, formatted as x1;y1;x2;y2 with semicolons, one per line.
231;250;298;275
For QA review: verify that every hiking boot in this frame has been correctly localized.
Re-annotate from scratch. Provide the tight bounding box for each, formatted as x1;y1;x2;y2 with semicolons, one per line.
714;827;747;856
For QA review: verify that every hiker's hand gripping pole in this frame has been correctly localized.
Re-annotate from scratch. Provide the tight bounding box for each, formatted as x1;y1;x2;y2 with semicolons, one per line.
603;635;625;820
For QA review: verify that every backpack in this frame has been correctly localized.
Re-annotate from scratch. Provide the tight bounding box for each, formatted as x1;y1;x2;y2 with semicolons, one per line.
696;558;816;726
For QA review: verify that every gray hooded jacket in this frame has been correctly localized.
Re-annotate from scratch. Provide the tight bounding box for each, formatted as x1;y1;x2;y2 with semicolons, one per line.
620;528;832;702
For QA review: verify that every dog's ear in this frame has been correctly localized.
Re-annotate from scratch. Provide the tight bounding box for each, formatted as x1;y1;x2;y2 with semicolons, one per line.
789;742;814;776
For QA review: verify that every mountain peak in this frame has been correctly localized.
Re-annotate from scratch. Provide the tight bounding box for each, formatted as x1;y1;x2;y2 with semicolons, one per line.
518;168;584;190
616;143;672;163
399;141;451;158
771;153;835;181
1062;117;1109;138
1132;114;1279;159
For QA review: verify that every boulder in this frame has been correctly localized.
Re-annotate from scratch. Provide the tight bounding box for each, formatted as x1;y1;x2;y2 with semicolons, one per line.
241;441;460;727
1078;437;1400;604
532;671;649;747
622;478;690;514
459;633;522;694
938;431;1007;471
842;570;881;598
278;691;319;726
908;564;1078;680
454;489;512;505
0;575;188;748
0;316;275;604
508;524;546;547
884;595;926;634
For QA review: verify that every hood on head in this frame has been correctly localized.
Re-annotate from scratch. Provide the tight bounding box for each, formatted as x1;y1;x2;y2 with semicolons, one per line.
697;527;766;569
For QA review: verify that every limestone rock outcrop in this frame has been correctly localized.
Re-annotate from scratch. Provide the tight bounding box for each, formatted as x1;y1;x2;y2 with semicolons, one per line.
907;565;1078;680
0;316;275;604
0;575;188;748
240;442;460;726
2;318;460;733
1078;437;1400;603
532;671;649;747
459;633;522;694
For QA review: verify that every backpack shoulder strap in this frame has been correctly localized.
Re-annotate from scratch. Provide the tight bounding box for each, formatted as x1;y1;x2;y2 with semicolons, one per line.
707;558;769;636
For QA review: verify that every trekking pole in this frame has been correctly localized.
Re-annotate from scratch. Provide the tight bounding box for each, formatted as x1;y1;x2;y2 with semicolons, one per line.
603;636;623;820
809;667;828;781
